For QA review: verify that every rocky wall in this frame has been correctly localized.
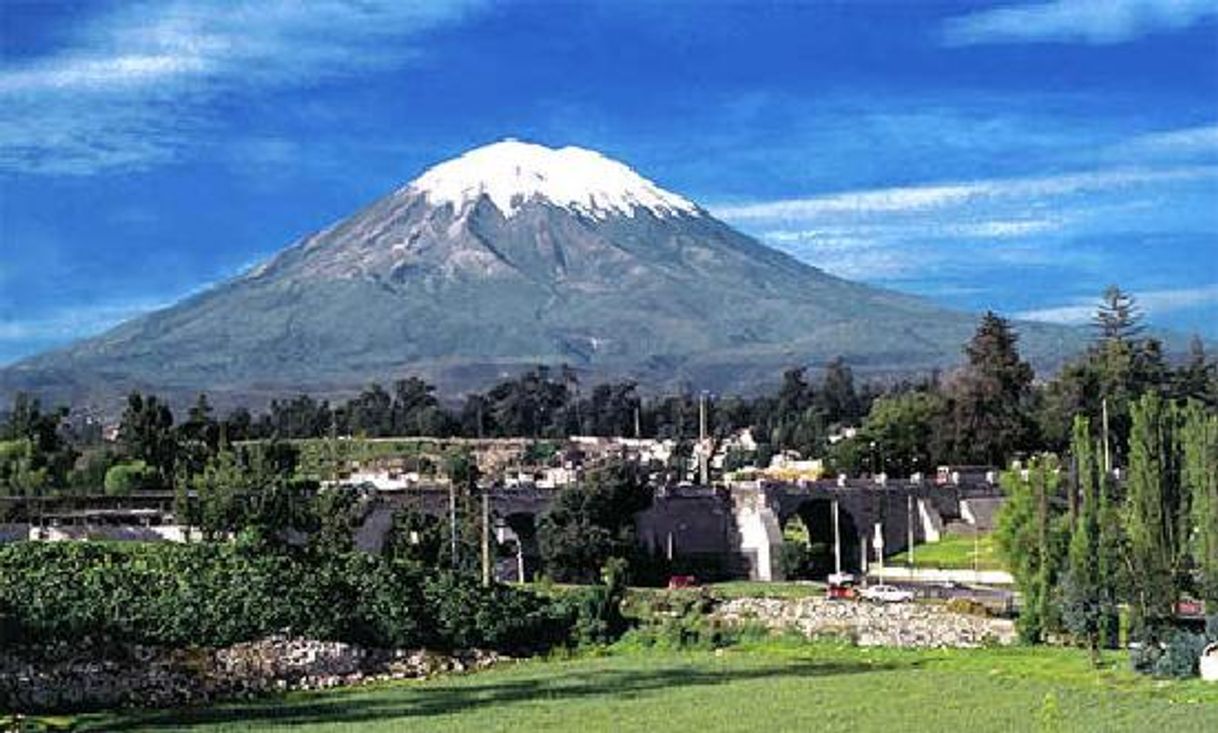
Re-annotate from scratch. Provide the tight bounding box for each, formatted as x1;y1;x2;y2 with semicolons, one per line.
716;597;1015;648
1;635;504;713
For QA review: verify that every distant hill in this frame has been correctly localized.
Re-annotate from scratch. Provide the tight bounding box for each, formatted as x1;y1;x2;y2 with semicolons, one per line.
1;140;1088;411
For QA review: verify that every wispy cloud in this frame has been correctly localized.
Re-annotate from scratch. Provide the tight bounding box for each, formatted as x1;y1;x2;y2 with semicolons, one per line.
942;0;1218;46
713;165;1218;220
1016;284;1218;324
712;127;1218;296
0;1;483;175
1110;124;1218;162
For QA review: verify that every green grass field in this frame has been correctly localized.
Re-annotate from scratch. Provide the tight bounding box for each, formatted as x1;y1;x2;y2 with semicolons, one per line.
889;531;1004;571
57;640;1218;733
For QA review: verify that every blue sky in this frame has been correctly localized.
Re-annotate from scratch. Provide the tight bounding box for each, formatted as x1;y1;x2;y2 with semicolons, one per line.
2;0;1216;364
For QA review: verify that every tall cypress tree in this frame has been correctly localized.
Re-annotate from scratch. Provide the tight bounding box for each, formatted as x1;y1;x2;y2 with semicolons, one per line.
1124;392;1184;634
1066;413;1105;657
996;454;1063;643
1182;400;1218;605
1096;462;1122;648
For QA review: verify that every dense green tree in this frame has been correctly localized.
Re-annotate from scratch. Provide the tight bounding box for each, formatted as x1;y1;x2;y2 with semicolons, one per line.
0;393;76;493
346;384;393;436
996;455;1064;643
118;392;177;488
1181;400;1218;603
817;357;862;427
946;312;1036;466
383;505;447;566
188;441;315;545
103;460;156;496
390;377;452;436
485;367;570;438
1060;416;1114;662
538;461;652;583
221;407;255;442
1124;392;1186;634
859;391;946;476
1176;337;1217;406
579;381;642;437
0;438;49;497
266;394;333;438
1092;285;1144;342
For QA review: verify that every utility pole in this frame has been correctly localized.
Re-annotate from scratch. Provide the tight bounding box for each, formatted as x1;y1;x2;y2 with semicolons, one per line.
1101;398;1111;473
481;486;491;587
973;525;980;575
907;493;915;568
832;498;841;576
634;404;641;440
448;478;458;571
698;392;709;486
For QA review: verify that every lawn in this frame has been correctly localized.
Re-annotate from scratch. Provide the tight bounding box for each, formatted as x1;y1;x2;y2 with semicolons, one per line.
889;531;1004;571
58;641;1218;732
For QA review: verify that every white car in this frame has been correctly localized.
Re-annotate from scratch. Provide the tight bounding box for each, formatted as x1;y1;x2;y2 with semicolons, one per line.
859;584;915;603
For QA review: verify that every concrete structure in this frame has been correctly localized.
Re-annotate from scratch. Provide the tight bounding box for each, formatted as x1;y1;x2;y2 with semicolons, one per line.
1;476;1001;583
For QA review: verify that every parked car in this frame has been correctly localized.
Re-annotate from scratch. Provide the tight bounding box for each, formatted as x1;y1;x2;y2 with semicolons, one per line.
826;572;857;600
859;584;915;603
667;575;698;589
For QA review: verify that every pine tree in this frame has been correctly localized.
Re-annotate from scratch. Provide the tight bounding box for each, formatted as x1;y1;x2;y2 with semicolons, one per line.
1092;285;1144;343
949;312;1035;466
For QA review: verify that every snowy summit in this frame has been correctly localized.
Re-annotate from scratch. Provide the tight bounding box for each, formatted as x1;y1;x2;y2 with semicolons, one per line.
407;139;699;219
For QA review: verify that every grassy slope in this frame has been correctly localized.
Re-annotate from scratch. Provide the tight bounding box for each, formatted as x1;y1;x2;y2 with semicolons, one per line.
887;532;1005;571
65;641;1218;733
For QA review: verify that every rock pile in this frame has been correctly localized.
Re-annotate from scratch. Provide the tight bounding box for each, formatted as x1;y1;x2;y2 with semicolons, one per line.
716;597;1015;648
0;636;504;713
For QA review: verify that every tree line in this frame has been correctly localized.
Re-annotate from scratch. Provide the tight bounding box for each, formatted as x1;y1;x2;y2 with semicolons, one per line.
2;286;1215;501
996;393;1217;677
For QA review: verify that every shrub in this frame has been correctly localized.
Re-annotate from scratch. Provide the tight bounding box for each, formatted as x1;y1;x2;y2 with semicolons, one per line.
102;460;155;495
945;597;991;617
0;542;570;654
1153;630;1209;679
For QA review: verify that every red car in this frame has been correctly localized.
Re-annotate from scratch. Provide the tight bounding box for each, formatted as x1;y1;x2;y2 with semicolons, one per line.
667;575;698;589
826;572;857;600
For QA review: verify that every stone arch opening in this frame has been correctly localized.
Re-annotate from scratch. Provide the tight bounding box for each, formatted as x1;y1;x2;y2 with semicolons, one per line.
500;512;540;582
781;498;862;579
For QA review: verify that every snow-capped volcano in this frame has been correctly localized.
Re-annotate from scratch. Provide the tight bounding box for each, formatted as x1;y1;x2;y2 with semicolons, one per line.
407;139;699;219
2;139;1084;411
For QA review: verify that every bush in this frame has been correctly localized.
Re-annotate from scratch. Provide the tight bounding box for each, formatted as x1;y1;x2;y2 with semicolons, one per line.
1153;630;1209;679
0;542;569;654
616;590;764;651
945;597;991;617
103;460;156;495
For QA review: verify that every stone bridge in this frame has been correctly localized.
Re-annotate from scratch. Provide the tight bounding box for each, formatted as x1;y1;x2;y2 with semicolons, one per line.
2;479;1001;582
354;478;1002;582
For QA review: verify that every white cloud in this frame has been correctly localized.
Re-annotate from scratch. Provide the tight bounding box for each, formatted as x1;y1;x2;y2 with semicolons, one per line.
1111;124;1218;161
942;0;1218;46
712;166;1218;221
0;1;484;175
712;148;1217;290
1016;284;1218;324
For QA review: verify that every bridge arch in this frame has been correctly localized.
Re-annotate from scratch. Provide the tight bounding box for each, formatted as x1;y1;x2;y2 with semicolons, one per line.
499;511;542;581
780;498;862;579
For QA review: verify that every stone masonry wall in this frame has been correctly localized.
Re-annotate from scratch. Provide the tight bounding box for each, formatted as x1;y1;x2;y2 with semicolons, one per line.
716;597;1015;648
1;635;504;713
